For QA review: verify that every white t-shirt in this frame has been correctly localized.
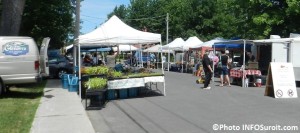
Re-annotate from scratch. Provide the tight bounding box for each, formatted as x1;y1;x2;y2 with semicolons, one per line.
106;54;116;67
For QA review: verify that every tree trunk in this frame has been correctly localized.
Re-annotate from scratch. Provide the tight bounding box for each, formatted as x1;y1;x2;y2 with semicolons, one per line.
0;0;26;36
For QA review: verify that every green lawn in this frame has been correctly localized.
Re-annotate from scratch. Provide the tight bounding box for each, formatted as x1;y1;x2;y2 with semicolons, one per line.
0;81;46;133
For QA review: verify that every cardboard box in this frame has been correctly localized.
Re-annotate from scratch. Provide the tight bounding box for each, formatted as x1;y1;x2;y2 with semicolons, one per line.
247;62;259;69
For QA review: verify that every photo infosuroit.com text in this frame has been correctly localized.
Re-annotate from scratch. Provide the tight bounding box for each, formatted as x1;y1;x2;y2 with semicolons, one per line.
213;124;299;131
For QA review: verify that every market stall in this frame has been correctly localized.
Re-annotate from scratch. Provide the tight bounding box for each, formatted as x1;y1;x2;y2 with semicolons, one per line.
213;39;255;87
162;38;185;71
76;15;166;97
143;45;171;69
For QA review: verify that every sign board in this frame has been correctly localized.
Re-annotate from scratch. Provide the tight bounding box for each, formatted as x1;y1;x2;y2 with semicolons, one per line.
265;62;298;98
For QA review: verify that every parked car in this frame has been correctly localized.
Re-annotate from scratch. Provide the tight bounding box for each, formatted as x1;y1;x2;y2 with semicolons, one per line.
49;55;73;78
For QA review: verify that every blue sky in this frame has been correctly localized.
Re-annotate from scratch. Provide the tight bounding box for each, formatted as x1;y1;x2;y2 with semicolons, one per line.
80;0;130;34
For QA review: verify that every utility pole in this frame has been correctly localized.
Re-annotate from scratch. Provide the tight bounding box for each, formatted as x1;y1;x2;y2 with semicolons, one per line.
74;0;80;98
74;0;80;68
166;13;170;71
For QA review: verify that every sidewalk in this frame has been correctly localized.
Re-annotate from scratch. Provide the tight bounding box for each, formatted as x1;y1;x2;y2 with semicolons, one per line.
30;79;95;133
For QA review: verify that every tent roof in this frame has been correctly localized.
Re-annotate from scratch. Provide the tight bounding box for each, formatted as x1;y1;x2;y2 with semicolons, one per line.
183;36;203;50
252;38;300;44
213;39;253;49
78;15;161;45
193;37;226;48
143;45;171;53
113;45;138;52
162;38;185;50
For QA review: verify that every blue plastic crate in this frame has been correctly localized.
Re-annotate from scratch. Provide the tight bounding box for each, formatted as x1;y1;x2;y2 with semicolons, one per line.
61;74;67;88
62;74;72;89
128;88;138;97
68;84;78;92
68;76;78;92
118;89;128;99
106;90;116;100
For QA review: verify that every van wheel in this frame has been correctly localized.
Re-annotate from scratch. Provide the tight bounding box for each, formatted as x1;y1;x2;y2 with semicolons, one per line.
58;69;67;79
5;86;10;93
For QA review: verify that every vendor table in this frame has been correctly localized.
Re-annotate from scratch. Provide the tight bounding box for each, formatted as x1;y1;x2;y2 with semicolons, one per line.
230;67;262;87
230;67;262;79
107;76;165;95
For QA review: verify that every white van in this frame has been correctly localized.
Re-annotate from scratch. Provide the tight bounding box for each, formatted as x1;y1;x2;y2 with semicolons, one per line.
0;36;49;95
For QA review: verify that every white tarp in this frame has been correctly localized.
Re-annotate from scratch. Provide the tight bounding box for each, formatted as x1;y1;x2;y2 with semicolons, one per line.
183;36;203;50
162;38;185;51
191;37;225;48
78;15;161;45
143;45;170;53
113;45;138;52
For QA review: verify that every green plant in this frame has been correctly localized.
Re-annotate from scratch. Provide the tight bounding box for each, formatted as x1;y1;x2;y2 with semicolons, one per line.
108;70;123;78
85;77;107;90
84;66;110;75
85;67;97;75
95;66;109;75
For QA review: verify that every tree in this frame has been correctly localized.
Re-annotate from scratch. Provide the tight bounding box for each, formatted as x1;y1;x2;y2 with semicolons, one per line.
0;0;26;36
20;0;74;48
108;0;300;41
107;4;128;20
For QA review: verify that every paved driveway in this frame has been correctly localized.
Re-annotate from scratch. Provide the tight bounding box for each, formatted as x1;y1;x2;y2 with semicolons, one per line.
86;71;300;133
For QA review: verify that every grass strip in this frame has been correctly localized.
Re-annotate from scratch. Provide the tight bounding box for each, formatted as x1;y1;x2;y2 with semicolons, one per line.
0;80;47;133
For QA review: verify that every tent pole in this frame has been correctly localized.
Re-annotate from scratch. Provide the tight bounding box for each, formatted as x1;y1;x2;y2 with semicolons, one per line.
140;44;143;68
168;48;170;71
166;13;169;71
242;40;246;87
78;42;81;99
130;45;132;67
182;47;184;73
213;46;215;82
185;49;188;72
160;41;166;96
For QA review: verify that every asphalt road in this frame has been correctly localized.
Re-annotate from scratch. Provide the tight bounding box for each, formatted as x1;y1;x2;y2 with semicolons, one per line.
86;71;300;133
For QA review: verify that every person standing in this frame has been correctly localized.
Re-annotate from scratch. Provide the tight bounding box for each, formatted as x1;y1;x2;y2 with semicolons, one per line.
202;53;213;89
220;50;231;86
92;53;98;66
106;49;117;67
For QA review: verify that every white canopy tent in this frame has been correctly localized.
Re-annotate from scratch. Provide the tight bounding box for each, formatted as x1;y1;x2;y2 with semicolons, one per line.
162;37;185;51
180;36;204;72
191;37;226;48
143;45;170;53
78;15;161;45
162;38;185;71
143;45;172;70
183;36;203;51
113;45;138;52
76;15;165;97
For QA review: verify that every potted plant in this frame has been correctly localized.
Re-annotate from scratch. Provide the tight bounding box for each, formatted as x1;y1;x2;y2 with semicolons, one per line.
83;66;110;79
95;66;109;75
85;77;107;90
107;69;123;80
84;77;108;110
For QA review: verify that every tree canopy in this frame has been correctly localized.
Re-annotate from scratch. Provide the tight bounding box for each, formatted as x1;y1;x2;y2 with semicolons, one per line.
0;0;76;49
20;0;75;48
108;0;300;43
1;0;300;48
